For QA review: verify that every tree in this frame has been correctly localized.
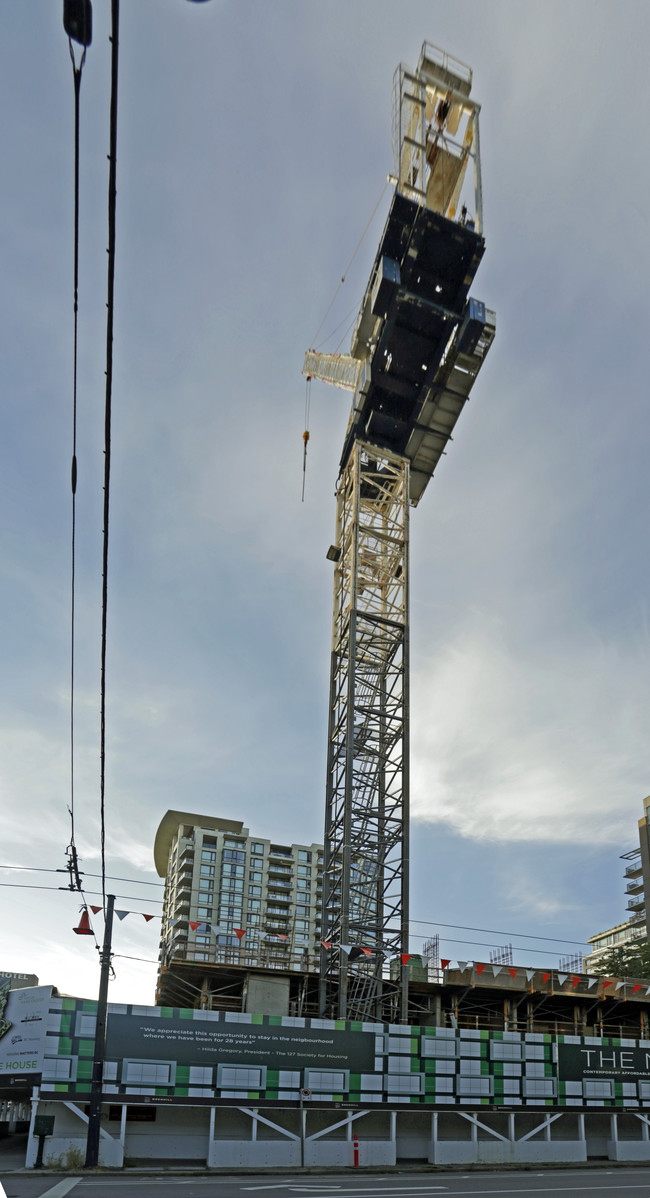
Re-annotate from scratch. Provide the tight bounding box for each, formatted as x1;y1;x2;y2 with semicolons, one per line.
593;939;650;980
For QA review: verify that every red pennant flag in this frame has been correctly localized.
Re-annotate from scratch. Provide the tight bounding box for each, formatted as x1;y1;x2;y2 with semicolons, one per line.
189;920;201;931
142;914;154;922
234;928;246;940
90;905;102;914
508;968;517;979
632;984;643;994
441;958;451;970
475;963;486;976
602;979;613;989
276;934;287;942
572;976;581;989
542;972;551;983
321;941;332;949
401;954;412;965
360;947;372;957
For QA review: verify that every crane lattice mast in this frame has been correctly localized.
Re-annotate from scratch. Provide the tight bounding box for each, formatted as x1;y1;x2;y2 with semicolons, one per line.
309;43;496;1022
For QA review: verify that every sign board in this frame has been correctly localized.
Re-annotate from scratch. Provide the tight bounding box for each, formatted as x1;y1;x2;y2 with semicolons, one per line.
558;1042;650;1084
0;985;50;1081
33;1115;55;1137
107;1014;375;1073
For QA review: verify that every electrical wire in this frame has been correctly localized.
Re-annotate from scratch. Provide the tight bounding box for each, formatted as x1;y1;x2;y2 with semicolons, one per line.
99;0;120;913
409;917;589;947
0;864;162;887
65;22;88;897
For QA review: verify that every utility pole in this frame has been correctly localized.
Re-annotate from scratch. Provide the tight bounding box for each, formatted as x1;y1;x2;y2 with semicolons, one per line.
84;893;115;1169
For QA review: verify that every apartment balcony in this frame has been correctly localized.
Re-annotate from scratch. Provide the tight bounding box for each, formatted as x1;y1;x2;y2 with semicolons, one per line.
267;879;292;890
266;907;290;918
627;896;646;913
626;880;644;896
269;845;293;859
625;864;643;880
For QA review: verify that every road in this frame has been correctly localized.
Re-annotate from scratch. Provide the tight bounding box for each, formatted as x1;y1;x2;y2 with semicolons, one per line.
2;1171;650;1198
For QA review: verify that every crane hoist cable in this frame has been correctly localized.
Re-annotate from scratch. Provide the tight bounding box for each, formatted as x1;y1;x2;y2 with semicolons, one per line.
310;179;389;351
64;2;92;894
301;375;312;503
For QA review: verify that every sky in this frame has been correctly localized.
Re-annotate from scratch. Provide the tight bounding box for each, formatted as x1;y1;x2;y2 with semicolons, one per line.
1;0;650;1004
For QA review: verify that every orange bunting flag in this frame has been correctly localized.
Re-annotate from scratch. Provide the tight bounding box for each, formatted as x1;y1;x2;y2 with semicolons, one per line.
234;928;246;940
401;954;412;965
475;963;486;976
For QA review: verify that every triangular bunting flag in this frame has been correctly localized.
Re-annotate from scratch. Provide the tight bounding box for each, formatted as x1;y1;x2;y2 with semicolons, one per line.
632;984;643;994
321;941;332;949
234;928;246;941
525;970;535;982
508;967;517;980
441;958;450;970
142;913;154;922
211;925;226;936
557;973;568;985
189;920;201;931
601;979;613;989
340;944;351;955
276;934;288;942
90;905;102;914
645;986;650;997
401;954;412;966
615;980;625;991
168;918;180;927
571;976;581;989
360;947;372;958
116;910;129;921
475;963;486;976
492;965;504;977
587;977;598;988
542;972;551;983
457;961;467;972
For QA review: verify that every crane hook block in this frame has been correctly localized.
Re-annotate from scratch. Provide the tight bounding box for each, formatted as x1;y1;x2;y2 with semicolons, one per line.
63;0;93;47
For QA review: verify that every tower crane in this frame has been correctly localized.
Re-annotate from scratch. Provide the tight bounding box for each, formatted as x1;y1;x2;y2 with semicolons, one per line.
306;43;496;1023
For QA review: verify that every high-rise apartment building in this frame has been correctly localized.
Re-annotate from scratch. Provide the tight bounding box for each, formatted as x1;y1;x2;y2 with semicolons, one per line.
584;795;650;972
154;811;324;993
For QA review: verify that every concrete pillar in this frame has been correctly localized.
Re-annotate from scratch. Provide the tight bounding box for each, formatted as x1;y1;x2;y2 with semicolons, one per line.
119;1105;127;1148
508;1113;515;1142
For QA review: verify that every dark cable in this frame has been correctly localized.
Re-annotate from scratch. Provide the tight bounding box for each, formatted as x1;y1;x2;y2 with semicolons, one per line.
66;32;87;895
99;0;120;913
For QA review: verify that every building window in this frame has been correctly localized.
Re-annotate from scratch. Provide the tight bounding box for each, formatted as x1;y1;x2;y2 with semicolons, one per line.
250;856;263;868
200;865;215;878
197;906;212;918
297;865;311;877
224;839;246;850
198;891;213;905
217;934;239;948
221;878;244;892
223;849;246;864
249;871;263;883
221;863;244;878
295;905;310;917
295;920;310;932
249;885;262;897
251;843;265;855
195;935;210;946
298;851;312;863
248;899;261;912
201;850;216;863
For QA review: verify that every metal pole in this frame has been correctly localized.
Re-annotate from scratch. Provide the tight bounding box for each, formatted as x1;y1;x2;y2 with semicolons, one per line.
84;893;115;1168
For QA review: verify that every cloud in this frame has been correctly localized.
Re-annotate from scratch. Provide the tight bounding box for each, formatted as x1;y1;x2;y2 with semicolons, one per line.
411;612;650;845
